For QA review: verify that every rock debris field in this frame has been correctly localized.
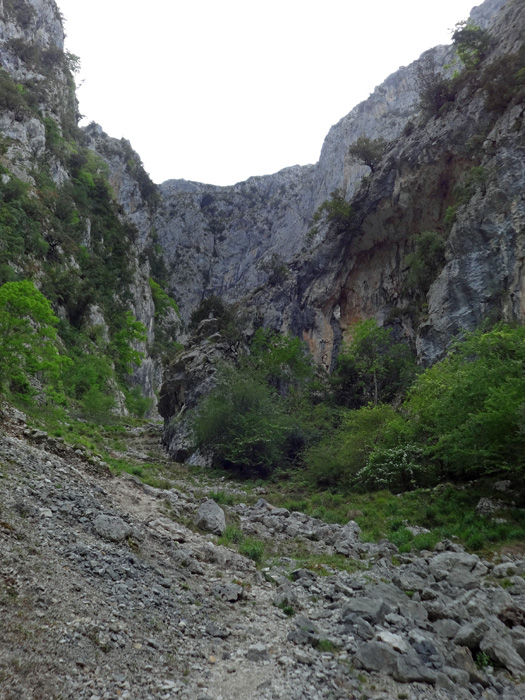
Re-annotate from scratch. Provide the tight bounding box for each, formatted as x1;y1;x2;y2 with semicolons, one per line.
1;405;525;700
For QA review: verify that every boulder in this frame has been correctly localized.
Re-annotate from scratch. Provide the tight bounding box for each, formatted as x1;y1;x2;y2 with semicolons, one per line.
93;514;132;542
194;499;226;534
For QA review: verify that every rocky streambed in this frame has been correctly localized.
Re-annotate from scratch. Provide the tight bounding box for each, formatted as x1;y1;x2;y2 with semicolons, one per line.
1;405;524;700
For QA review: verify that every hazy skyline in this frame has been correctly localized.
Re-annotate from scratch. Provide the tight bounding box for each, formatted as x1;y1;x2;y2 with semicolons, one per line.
56;0;478;186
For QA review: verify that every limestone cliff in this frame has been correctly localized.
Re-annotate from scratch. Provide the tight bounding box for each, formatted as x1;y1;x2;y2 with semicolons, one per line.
153;0;517;369
0;0;175;406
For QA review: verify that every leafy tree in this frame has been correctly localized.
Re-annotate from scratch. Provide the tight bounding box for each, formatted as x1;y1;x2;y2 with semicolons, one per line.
246;328;313;391
332;320;416;407
191;365;297;477
109;311;147;377
0;280;64;394
452;20;490;70
405;323;525;477
347;136;388;173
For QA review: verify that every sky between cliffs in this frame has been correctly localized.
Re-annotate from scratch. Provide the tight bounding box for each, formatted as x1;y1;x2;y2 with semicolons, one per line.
56;0;477;186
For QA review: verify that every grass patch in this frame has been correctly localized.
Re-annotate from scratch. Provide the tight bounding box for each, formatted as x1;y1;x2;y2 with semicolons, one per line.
207;490;242;506
219;525;244;545
239;537;265;563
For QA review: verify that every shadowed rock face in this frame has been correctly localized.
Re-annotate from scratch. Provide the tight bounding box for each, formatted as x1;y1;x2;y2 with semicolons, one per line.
155;0;523;438
151;0;521;368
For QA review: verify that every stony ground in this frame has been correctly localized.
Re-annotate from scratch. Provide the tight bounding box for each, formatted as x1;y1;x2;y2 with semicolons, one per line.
1;405;525;700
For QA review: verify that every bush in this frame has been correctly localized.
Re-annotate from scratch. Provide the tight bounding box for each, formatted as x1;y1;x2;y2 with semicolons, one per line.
404;231;446;295
416;53;456;117
357;444;431;492
405;323;525;477
0;280;66;395
191;366;299;477
481;51;525;113
305;403;403;489
309;189;353;238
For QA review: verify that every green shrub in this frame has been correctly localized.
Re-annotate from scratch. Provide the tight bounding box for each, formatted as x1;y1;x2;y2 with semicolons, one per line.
0;280;67;396
357;444;431;492
415;54;457;117
404;231;446;295
309;189;353;238
405;323;525;477
124;386;152;419
305;403;403;488
481;47;525;113
192;366;298;477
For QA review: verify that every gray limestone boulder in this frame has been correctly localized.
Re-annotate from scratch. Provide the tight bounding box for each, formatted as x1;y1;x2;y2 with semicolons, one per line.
355;642;398;675
93;515;132;542
194;499;226;535
480;629;525;676
341;597;386;626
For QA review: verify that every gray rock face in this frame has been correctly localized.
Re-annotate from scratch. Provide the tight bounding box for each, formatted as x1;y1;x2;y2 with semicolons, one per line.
194;499;226;535
157;0;523;448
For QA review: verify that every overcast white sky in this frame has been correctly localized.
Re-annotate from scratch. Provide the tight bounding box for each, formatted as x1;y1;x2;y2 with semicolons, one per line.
55;0;478;186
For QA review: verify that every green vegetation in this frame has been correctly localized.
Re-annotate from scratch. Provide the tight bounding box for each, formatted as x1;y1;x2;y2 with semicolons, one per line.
403;323;525;478
403;231;446;295
0;280;66;396
331;320;416;408
218;526;266;563
347;136;388;173
451;20;490;70
191;329;317;477
309;189;353;239
192;364;299;477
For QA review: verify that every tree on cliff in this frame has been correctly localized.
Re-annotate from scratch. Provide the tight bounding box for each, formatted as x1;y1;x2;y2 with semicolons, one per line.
347;136;388;173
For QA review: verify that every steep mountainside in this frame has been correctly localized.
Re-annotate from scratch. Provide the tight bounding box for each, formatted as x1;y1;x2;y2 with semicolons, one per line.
0;0;179;406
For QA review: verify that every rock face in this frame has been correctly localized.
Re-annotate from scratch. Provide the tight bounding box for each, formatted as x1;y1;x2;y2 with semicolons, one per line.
0;0;175;406
157;0;523;440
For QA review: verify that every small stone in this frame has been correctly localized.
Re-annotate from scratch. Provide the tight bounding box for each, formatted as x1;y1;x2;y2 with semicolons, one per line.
246;643;269;662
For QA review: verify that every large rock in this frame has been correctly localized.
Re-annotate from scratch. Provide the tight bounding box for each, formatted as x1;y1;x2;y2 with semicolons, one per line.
194;499;226;535
93;515;132;542
480;629;525;676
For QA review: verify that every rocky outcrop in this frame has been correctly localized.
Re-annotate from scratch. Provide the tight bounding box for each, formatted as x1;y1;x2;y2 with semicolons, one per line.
241;0;525;366
154;0;521;379
0;0;178;405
